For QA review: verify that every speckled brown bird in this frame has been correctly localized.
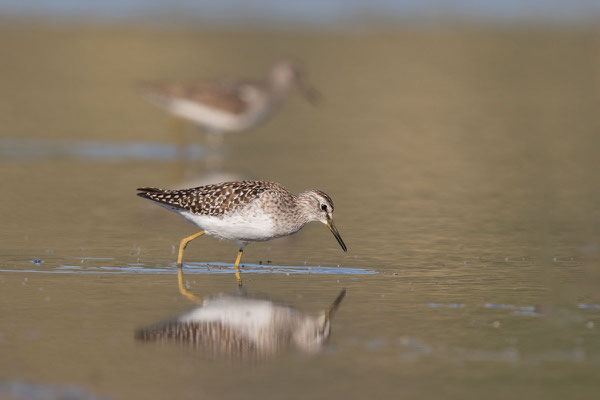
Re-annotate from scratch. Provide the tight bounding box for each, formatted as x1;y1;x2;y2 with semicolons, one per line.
139;59;319;139
137;180;347;284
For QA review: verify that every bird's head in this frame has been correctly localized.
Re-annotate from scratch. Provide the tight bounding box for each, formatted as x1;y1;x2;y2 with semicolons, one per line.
268;59;320;104
297;190;347;252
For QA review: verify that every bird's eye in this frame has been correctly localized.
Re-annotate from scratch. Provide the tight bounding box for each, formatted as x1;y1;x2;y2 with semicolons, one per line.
321;204;327;211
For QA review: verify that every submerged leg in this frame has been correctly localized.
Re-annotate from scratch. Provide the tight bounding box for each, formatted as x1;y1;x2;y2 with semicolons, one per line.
205;130;224;149
204;130;224;171
167;116;189;181
177;265;202;304
176;231;205;267
169;116;187;151
233;249;244;286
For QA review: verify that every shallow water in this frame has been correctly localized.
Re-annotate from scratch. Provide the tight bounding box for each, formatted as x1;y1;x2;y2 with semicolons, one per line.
1;23;600;399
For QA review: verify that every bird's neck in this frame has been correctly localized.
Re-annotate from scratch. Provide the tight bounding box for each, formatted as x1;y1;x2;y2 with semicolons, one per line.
292;192;318;226
267;79;293;100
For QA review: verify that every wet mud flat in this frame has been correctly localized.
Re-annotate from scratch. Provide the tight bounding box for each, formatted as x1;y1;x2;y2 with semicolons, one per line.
1;20;600;400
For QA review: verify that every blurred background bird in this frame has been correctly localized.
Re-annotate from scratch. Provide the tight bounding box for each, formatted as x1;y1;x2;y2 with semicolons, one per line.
139;58;319;169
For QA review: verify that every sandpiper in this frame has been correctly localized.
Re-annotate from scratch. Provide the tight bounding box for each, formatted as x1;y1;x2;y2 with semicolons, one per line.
137;180;347;285
139;59;319;149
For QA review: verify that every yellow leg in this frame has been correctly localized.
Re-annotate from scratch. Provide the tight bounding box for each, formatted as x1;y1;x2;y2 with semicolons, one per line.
233;249;244;286
176;231;205;267
177;266;202;304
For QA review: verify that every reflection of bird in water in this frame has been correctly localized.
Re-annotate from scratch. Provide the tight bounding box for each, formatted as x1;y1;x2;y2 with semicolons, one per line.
139;59;319;169
135;287;346;359
137;180;347;286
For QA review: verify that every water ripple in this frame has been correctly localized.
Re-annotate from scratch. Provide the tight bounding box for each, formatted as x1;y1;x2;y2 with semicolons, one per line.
0;138;205;161
0;262;377;275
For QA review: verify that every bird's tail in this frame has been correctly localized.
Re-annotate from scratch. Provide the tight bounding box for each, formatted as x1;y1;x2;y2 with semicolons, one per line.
136;187;164;200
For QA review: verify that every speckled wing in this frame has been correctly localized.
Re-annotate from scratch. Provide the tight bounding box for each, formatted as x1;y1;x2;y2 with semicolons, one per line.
140;80;254;114
137;181;284;217
135;320;266;355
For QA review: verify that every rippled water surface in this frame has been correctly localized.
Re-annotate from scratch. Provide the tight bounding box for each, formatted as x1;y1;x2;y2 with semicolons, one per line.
1;23;599;399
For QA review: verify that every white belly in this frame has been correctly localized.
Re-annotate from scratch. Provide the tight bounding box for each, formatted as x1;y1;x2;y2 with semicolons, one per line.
166;93;272;133
177;209;277;243
167;99;247;132
179;297;275;331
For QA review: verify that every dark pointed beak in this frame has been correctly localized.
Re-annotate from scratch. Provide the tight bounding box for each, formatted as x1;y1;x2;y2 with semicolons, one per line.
323;288;347;331
300;82;321;105
327;219;347;252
